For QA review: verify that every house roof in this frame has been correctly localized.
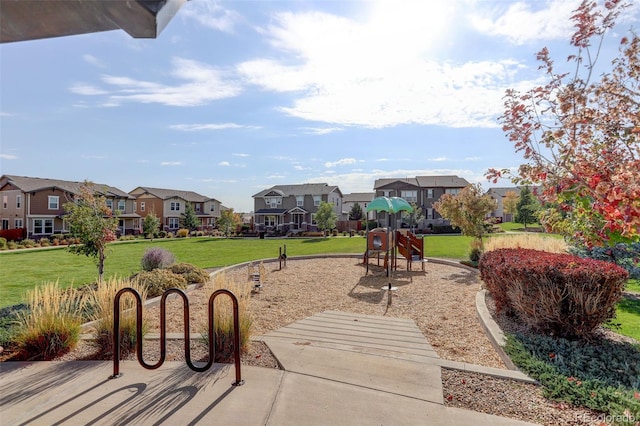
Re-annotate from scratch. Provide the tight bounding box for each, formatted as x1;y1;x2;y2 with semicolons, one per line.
415;175;470;187
130;186;218;203
487;186;542;197
373;178;419;189
1;175;133;198
253;183;341;198
254;208;288;215
342;192;375;203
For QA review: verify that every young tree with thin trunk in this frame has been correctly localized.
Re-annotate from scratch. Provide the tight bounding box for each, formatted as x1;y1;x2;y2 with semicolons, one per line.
315;201;337;236
64;181;118;282
433;183;497;247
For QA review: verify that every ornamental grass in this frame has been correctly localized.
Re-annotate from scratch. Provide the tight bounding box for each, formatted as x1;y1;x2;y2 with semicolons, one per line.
86;277;149;359
200;272;253;363
15;281;86;360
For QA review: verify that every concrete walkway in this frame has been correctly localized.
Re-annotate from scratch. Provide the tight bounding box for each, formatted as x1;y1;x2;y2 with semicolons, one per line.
1;311;536;425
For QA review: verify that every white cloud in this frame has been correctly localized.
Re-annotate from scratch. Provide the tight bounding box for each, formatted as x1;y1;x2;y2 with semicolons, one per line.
161;161;183;166
233;153;249;157
427;157;448;162
218;161;231;166
470;0;579;45
78;58;242;107
302;127;344;135
169;123;252;131
69;83;108;96
238;5;524;129
180;1;241;33
0;153;18;160
325;158;357;168
83;54;105;68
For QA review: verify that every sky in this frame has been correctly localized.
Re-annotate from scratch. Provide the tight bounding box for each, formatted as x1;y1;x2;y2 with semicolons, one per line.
1;0;638;212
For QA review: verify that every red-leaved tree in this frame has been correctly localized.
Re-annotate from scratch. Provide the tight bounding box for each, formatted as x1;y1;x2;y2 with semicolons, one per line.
488;0;639;246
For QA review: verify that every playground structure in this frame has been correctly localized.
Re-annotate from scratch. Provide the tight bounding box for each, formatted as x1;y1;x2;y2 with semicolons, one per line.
363;196;427;276
363;228;426;274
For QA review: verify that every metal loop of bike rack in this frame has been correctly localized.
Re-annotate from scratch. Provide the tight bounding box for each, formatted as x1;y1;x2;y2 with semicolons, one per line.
110;287;244;386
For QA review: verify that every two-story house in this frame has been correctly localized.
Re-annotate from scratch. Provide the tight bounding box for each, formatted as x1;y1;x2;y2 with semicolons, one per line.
252;183;343;233
487;186;541;222
0;175;139;238
373;175;470;227
128;186;221;232
342;192;375;220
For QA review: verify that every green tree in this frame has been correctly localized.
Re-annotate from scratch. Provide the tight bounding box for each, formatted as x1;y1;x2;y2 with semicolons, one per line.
142;212;160;238
181;202;199;232
515;187;539;230
433;183;497;246
349;203;364;221
63;181;118;282
315;201;337;236
217;208;241;237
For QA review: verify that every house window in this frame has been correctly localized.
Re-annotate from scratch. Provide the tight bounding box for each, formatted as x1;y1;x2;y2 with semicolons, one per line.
2;195;7;209
48;196;59;210
133;201;137;212
1;219;8;230
445;188;460;196
170;202;180;211
117;200;125;212
106;199;113;210
15;218;23;228
311;213;317;224
168;218;180;229
264;216;276;227
16;195;21;208
33;218;53;234
140;202;145;212
313;196;321;207
210;204;215;212
265;197;281;208
426;189;434;199
426;208;434;220
296;196;304;207
195;203;201;212
401;190;417;203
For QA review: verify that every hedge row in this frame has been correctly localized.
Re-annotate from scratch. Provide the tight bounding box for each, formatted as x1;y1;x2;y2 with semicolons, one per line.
479;248;628;338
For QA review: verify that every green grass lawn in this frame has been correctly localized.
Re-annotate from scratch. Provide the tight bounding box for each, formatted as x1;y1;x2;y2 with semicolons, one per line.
498;221;544;232
0;235;471;308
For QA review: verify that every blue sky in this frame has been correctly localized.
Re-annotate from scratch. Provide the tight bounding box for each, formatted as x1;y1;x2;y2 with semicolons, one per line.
1;0;637;212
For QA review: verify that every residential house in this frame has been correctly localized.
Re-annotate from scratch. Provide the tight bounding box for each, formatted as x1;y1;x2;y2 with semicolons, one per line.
0;175;139;239
487;186;542;222
373;175;470;228
128;186;221;232
342;192;375;220
252;183;343;233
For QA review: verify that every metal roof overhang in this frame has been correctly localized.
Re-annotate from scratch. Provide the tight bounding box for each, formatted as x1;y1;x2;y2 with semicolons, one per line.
1;0;188;43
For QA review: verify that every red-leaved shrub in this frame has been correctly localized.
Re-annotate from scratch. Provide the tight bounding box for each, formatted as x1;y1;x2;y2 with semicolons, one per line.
479;248;628;338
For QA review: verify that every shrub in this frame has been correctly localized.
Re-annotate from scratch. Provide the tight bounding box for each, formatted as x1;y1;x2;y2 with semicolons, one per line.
86;277;149;358
167;263;210;284
133;269;187;298
176;228;189;238
505;333;640;420
19;239;37;248
468;239;483;262
39;238;51;247
0;237;6;250
479;248;628;338
7;241;17;249
140;247;175;271
158;230;167;238
570;242;640;280
200;273;252;363
15;281;86;360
